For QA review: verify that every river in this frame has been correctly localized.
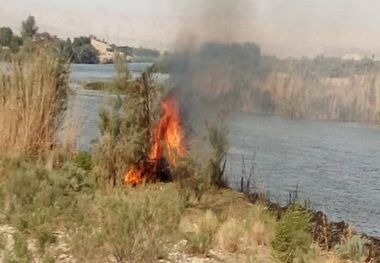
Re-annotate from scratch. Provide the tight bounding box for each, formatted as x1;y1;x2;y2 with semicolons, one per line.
70;64;380;238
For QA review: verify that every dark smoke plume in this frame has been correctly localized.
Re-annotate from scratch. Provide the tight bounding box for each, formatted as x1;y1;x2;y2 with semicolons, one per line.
169;0;258;123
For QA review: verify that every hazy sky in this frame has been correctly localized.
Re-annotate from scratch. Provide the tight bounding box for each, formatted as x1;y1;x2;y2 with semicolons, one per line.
8;0;377;28
1;0;380;57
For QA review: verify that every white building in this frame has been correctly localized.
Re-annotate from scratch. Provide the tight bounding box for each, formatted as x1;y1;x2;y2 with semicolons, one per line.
342;53;364;61
90;38;133;64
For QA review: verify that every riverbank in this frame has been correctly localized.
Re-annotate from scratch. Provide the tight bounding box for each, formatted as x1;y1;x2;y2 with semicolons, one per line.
0;158;377;262
247;191;380;262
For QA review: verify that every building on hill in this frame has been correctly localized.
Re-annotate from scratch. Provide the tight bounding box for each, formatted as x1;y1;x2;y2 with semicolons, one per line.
90;37;133;64
342;53;364;61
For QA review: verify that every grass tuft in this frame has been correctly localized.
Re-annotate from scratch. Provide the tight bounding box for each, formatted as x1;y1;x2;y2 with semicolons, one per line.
183;210;219;255
217;218;243;253
335;235;368;262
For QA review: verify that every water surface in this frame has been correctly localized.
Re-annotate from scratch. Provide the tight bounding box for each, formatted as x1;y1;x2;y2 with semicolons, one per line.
227;113;380;237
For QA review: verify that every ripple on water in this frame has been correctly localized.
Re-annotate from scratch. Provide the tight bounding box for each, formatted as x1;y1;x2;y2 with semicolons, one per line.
226;113;380;237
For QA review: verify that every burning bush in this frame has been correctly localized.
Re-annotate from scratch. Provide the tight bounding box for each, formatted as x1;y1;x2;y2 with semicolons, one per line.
93;56;167;186
124;89;187;185
93;53;192;186
94;54;231;190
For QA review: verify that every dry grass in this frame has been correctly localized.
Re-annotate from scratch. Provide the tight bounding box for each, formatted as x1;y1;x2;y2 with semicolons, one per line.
200;210;220;235
244;204;276;247
249;221;270;246
181;210;219;255
0;165;367;263
78;184;182;263
313;253;345;263
0;50;69;159
178;190;278;260
325;255;344;263
217;218;244;253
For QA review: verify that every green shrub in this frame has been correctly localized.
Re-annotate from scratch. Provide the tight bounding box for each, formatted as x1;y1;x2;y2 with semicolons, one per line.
72;151;93;174
271;204;312;263
37;231;57;254
173;154;205;210
336;235;368;262
204;117;229;188
75;186;182;262
4;161;93;232
5;232;32;263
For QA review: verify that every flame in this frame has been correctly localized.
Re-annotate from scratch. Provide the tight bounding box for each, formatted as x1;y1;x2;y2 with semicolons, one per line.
124;92;185;185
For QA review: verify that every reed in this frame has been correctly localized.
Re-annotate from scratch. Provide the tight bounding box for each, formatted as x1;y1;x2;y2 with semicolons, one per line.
0;49;69;159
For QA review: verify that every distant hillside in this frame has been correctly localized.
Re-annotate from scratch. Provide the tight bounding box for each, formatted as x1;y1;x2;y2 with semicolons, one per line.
0;14;162;65
89;38;133;64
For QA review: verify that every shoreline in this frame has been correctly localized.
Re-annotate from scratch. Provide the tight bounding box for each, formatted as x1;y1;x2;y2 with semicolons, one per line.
246;191;380;261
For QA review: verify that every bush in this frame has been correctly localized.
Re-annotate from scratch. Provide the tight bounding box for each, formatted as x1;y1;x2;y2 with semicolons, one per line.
93;55;164;185
271;204;312;263
204;117;229;188
72;151;93;174
173;154;205;210
72;185;182;262
336;235;368;262
3;161;93;232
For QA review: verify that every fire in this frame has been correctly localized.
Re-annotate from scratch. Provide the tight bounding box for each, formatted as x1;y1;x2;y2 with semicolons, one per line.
124;92;186;185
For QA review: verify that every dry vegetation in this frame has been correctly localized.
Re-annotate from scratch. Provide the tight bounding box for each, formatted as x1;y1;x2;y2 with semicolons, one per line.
0;48;375;263
0;48;70;159
168;42;380;124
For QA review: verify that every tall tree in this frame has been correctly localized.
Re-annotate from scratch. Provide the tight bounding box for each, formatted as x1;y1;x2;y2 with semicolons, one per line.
72;36;91;48
21;15;39;38
0;27;13;46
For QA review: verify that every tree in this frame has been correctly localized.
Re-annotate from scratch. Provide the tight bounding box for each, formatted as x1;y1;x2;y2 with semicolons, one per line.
58;38;74;62
0;27;13;47
9;36;23;53
73;44;99;64
72;36;91;48
21;15;38;38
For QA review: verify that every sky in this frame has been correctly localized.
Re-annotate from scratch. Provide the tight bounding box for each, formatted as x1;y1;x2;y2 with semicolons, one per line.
1;0;380;58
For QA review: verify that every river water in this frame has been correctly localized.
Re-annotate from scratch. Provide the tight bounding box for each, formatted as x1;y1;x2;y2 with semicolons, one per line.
70;64;380;238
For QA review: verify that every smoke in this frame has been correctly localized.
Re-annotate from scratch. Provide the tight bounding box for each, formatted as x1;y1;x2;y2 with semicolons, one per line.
169;0;257;132
174;0;254;51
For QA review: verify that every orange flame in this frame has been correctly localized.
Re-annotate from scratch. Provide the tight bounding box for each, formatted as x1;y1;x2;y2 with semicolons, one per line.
124;92;185;185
